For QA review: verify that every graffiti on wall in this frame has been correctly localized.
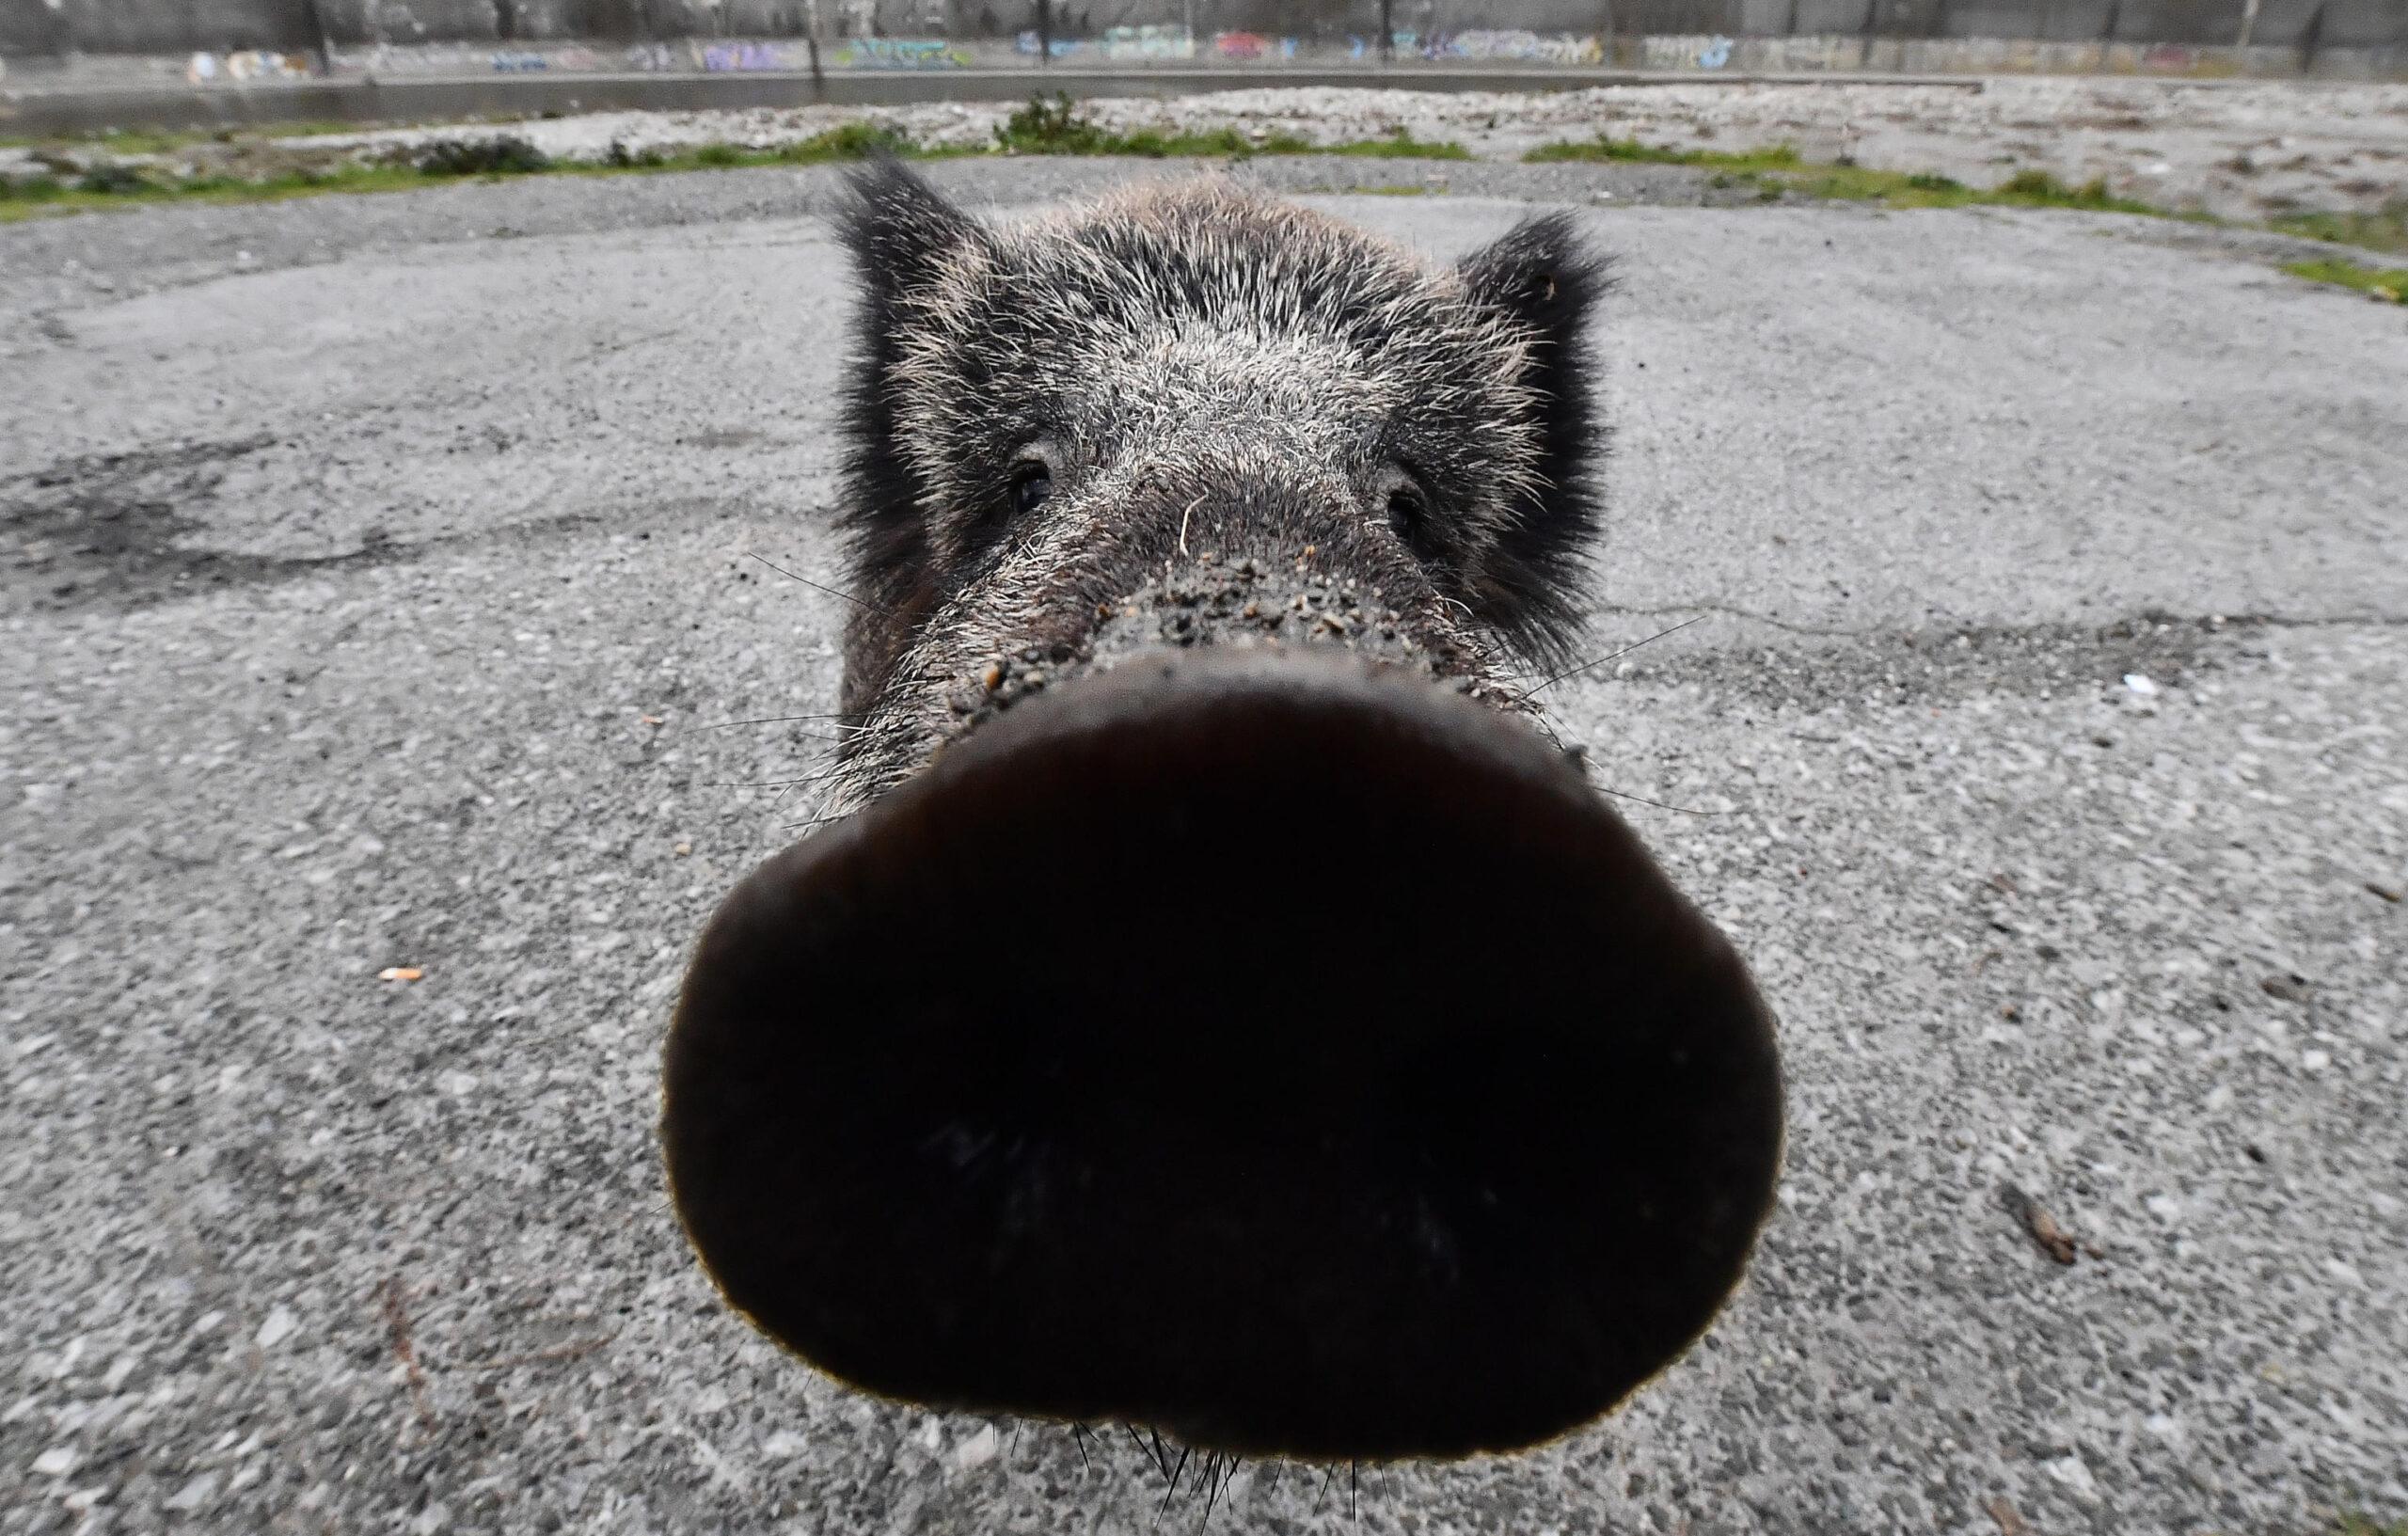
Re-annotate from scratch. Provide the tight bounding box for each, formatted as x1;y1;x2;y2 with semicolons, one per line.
1426;29;1604;64
1014;30;1085;57
1103;24;1195;59
1209;32;1296;60
186;49;314;83
701;40;799;71
839;37;967;67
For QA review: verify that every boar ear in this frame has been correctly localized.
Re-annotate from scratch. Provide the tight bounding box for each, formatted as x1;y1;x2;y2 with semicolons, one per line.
1455;213;1613;663
833;162;986;701
836;157;983;313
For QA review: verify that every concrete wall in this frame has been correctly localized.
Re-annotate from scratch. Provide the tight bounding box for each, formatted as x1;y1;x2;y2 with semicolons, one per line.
2;0;2400;59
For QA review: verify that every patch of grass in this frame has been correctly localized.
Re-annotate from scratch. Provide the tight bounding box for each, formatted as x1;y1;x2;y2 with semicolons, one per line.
2269;201;2408;259
415;135;550;177
1990;167;2159;214
2282;257;2408;304
1528;135;2166;215
74;163;153;195
1528;135;1801;171
994;92;1462;161
1;162;436;220
1322;127;1473;161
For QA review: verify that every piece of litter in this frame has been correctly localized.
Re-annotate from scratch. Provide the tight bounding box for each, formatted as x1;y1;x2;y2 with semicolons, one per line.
377;967;422;983
2122;673;2158;696
2003;1184;2079;1264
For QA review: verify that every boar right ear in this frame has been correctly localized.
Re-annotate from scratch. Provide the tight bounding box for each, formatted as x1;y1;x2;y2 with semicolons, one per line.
1454;213;1612;663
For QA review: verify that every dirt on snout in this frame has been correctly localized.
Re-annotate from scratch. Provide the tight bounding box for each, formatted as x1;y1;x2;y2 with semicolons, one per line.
955;550;1549;746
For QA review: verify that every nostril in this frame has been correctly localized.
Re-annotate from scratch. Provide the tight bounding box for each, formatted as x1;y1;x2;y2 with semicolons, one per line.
1386;483;1428;551
1010;459;1053;516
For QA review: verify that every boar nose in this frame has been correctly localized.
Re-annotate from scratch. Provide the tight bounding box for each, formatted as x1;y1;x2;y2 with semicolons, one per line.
661;646;1782;1462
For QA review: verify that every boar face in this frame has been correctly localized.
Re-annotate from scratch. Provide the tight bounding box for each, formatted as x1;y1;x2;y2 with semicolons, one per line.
661;165;1783;1465
826;165;1609;817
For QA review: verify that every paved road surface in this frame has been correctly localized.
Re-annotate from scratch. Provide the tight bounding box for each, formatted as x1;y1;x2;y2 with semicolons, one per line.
4;161;2403;1534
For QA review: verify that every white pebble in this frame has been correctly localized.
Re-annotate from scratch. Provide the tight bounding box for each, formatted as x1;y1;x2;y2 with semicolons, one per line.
255;1306;296;1348
952;1424;1001;1470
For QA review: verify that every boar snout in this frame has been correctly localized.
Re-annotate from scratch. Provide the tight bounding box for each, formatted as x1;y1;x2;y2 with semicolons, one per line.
661;646;1782;1462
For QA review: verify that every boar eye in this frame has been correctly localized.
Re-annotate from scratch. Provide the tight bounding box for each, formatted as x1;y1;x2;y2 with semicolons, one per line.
1010;460;1054;517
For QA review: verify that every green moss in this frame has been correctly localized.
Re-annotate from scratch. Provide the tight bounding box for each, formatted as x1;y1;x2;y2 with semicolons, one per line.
2282;258;2408;303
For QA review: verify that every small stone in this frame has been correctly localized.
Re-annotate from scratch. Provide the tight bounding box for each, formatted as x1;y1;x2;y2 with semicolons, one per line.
256;1306;296;1348
952;1424;1000;1470
979;663;1003;691
33;1446;77;1477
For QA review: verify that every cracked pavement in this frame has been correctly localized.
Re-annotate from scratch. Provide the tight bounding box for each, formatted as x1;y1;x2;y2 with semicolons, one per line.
4;160;2404;1533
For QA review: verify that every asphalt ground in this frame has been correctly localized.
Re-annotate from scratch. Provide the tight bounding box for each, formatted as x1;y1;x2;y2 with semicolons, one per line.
3;158;2403;1534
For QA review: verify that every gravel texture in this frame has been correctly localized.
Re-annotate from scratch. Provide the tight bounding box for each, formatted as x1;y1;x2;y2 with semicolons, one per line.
4;163;2405;1534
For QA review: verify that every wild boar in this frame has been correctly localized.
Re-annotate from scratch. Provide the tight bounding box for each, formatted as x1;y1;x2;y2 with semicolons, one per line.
662;163;1782;1464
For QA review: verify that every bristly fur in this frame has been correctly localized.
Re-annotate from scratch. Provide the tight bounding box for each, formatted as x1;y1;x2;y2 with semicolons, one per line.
827;160;1611;813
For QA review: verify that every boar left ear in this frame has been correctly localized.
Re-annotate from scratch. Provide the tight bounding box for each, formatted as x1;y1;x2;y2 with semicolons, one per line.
835;157;985;313
833;162;989;702
1456;213;1613;662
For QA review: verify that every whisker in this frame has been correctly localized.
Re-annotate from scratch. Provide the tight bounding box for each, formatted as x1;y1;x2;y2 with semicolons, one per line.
778;810;848;832
692;713;859;732
1591;783;1728;816
747;552;894;616
1523;613;1708;697
702;768;842;788
1197;1452;1233;1528
1314;1464;1339;1515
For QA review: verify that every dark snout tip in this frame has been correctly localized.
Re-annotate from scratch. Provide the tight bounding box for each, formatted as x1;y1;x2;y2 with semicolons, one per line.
663;647;1782;1462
